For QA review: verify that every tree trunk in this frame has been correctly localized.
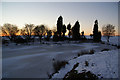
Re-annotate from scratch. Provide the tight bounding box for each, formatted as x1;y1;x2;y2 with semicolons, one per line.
69;30;70;39
63;33;65;37
39;34;42;43
107;36;110;43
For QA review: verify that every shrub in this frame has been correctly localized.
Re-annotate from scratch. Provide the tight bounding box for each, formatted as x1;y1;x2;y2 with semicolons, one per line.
53;60;69;73
89;49;95;54
117;45;120;49
47;72;52;79
101;49;109;52
73;56;77;59
80;50;89;55
85;61;89;66
74;50;95;60
80;49;95;56
77;53;80;57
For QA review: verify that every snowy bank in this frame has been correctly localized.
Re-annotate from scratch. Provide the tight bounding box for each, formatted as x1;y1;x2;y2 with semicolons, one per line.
52;49;118;79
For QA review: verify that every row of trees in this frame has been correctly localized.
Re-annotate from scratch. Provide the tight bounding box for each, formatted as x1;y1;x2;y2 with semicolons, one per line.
56;16;81;41
1;16;116;43
56;16;115;42
2;23;53;43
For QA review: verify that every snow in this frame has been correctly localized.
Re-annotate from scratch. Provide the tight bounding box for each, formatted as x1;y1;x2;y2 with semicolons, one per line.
2;36;119;78
101;36;119;46
52;50;118;78
85;35;120;46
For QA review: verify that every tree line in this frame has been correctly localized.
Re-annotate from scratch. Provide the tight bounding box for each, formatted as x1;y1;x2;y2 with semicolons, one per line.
1;16;115;44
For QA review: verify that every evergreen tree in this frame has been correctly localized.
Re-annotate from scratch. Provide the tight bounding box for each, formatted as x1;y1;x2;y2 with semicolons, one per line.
57;16;63;38
93;20;101;42
62;24;66;38
67;23;71;39
72;21;80;40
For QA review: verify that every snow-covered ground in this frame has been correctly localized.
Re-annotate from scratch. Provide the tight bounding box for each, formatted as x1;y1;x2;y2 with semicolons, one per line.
85;35;120;46
52;50;118;78
2;36;119;78
101;36;120;46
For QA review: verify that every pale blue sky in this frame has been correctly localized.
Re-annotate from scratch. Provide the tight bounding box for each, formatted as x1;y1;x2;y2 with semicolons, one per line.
1;2;118;35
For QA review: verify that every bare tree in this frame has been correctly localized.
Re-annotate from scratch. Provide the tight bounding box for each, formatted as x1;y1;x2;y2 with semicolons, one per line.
46;30;52;41
102;24;115;42
33;25;46;43
40;25;46;36
20;29;26;36
2;23;19;41
24;24;34;41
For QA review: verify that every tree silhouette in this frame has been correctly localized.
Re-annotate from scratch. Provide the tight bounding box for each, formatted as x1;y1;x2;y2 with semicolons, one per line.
53;32;58;42
81;31;84;36
93;20;101;42
62;24;66;38
72;21;80;40
67;23;71;39
20;29;26;36
2;23;19;41
98;31;101;41
81;31;84;38
46;30;52;41
40;25;46;36
25;24;34;41
33;25;46;43
90;34;93;39
102;24;115;42
93;20;98;41
57;16;63;38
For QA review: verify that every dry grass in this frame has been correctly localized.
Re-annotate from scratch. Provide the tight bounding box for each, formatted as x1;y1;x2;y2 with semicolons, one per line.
53;60;69;73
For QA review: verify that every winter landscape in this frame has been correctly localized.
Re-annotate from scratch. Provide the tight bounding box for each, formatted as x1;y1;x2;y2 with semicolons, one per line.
1;2;119;80
2;35;120;79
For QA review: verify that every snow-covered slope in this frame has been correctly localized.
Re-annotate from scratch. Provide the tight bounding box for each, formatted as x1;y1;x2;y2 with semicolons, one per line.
52;50;118;78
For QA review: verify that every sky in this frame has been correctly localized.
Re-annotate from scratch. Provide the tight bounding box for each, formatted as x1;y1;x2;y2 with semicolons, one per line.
1;2;119;35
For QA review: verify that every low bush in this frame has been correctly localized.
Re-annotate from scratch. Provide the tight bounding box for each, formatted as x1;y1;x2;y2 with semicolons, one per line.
78;49;95;57
85;61;89;66
101;49;110;52
53;60;69;73
48;60;69;79
89;49;95;54
117;45;120;49
80;50;89;55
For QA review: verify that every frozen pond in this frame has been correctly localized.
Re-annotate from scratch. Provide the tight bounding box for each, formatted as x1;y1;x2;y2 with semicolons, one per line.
2;42;117;78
